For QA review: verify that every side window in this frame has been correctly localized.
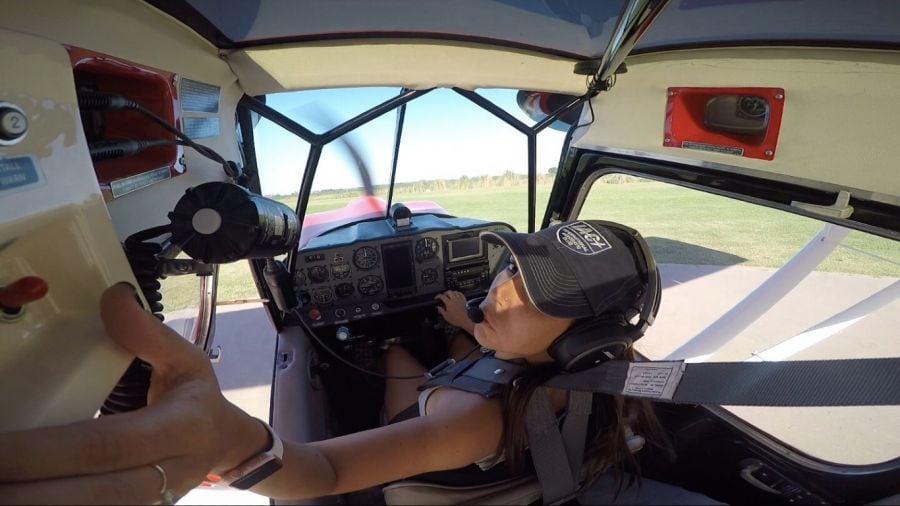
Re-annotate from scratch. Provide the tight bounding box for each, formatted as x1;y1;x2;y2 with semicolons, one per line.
578;174;900;465
158;257;262;343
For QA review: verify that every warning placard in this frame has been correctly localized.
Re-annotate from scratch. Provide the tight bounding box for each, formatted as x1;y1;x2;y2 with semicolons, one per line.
623;362;685;400
0;155;42;194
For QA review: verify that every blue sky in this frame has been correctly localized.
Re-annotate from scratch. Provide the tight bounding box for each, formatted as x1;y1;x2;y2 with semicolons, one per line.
253;87;567;196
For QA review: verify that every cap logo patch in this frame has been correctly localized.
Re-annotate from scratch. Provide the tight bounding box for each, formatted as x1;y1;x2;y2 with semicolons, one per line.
556;221;611;256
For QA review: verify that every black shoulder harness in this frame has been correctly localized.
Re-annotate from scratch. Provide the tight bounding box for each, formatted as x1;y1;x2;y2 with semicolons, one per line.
419;354;528;399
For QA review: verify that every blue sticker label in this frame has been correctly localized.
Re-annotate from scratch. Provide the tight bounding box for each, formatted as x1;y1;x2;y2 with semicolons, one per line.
0;156;41;193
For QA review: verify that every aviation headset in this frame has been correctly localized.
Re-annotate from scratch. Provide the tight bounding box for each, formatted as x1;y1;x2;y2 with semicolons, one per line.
547;221;661;372
470;220;661;373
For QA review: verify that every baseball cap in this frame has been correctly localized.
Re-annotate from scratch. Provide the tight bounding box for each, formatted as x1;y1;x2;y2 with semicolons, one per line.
480;220;654;320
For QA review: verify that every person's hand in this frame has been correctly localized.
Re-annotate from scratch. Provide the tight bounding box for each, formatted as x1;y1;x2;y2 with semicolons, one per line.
0;283;268;505
434;290;475;335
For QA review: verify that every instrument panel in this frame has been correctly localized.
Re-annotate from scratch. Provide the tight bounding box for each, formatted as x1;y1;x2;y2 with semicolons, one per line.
294;214;513;328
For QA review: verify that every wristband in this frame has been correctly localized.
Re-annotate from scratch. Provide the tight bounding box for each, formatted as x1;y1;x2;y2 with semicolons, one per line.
216;420;284;490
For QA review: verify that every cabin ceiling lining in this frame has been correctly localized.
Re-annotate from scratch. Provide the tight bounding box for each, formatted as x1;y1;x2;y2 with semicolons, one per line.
225;40;589;96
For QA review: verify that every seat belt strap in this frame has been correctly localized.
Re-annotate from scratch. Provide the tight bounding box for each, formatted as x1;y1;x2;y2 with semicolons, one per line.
561;391;592;479
543;357;900;406
525;388;578;505
527;358;898;504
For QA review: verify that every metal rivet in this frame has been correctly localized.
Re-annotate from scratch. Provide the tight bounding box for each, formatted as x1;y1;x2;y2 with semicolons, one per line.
774;93;784;100
493;368;504;375
664;138;672;144
765;149;774;157
667;90;676;97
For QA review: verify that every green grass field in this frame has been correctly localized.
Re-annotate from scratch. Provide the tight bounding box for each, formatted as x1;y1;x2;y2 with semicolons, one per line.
159;181;899;313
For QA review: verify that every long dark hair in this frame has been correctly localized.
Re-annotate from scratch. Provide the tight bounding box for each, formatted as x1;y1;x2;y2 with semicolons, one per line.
495;347;674;494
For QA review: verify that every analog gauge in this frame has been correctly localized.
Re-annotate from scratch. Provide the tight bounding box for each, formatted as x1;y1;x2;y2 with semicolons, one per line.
353;246;379;270
421;267;438;285
295;269;308;287
308;265;329;283
312;288;334;305
415;237;439;262
332;262;351;279
335;282;354;298
357;275;384;296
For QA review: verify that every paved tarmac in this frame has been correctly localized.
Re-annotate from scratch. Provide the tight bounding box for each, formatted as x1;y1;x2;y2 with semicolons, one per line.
640;264;900;466
165;303;276;505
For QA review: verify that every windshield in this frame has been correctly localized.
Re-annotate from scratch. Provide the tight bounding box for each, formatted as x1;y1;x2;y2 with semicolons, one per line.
256;87;399;208
255;87;567;236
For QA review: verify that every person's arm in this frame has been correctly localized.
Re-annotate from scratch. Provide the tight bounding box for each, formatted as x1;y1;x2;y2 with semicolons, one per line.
0;284;502;504
249;388;502;499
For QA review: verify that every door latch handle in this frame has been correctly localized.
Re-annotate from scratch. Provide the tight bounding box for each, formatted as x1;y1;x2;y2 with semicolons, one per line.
207;345;223;364
740;460;782;495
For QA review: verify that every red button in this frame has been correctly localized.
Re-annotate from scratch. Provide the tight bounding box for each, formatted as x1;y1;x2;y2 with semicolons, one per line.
0;276;49;309
308;308;322;321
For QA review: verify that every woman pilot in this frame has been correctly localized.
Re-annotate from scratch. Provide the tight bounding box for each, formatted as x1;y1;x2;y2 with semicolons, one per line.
0;220;668;504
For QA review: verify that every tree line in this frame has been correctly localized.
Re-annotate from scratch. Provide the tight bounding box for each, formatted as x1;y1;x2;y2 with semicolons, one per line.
269;171;644;200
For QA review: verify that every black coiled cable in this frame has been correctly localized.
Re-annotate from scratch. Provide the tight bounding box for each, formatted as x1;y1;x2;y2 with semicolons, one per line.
98;359;152;416
123;225;171;321
100;225;171;415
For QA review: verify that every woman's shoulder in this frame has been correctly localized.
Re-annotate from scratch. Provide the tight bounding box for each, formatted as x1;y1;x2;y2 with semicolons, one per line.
424;384;568;417
423;385;502;419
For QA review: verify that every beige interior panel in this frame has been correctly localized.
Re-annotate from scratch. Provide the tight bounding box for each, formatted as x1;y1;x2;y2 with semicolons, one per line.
227;39;588;95
572;47;900;201
0;0;247;239
0;28;137;431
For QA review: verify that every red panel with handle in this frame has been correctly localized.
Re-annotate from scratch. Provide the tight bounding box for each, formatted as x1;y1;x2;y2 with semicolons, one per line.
664;87;785;161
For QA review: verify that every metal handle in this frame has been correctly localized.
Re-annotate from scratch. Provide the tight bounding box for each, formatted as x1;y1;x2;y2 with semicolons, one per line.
739;461;782;495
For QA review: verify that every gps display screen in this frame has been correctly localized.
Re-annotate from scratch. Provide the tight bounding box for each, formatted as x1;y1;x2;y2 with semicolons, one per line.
449;237;482;262
382;242;416;294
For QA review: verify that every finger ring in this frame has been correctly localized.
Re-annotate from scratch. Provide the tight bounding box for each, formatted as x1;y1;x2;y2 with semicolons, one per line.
151;464;177;505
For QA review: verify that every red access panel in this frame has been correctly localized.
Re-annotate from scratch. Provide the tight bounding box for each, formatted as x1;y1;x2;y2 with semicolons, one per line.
68;46;185;199
664;87;785;161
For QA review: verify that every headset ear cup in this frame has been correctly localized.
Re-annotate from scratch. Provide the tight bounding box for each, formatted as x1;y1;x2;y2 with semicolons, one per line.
549;319;634;372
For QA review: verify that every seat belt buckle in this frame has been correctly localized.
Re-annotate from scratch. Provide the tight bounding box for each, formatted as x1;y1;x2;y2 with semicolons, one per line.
425;358;456;379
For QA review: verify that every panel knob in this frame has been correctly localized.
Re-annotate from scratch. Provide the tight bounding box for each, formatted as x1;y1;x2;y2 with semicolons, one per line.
0;106;28;142
1;276;48;322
